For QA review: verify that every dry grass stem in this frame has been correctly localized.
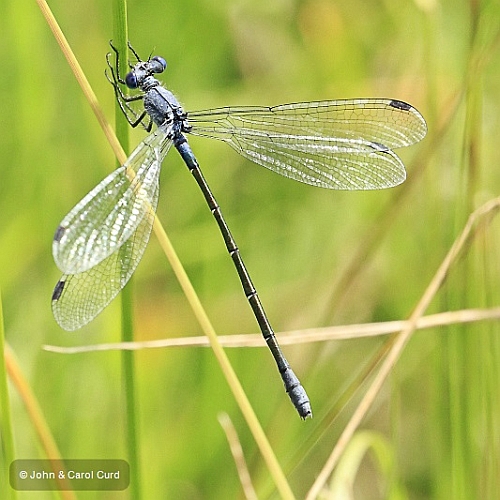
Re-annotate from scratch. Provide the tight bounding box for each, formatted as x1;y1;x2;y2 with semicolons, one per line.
44;306;500;354
306;196;500;499
218;413;258;500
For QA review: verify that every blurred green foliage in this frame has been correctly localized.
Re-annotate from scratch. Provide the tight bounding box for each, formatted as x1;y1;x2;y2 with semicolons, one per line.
1;0;500;498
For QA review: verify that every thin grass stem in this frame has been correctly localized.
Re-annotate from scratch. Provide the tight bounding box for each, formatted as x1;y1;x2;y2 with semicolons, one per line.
0;290;17;500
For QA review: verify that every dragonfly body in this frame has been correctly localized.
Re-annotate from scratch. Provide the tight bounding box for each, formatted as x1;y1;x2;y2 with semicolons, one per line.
127;50;311;417
52;42;427;418
145;86;184;130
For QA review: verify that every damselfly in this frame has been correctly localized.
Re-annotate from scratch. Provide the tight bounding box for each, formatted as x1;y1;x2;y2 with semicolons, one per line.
52;42;427;418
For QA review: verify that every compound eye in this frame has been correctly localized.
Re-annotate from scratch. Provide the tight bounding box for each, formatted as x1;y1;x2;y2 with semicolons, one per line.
125;72;138;89
151;56;167;74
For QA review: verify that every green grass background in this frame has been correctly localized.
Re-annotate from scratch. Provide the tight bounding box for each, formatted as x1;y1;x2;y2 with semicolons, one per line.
1;0;500;498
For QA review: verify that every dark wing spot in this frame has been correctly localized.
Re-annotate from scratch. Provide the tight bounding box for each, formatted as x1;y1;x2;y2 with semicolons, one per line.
54;225;66;242
52;280;65;301
389;99;412;111
370;141;390;152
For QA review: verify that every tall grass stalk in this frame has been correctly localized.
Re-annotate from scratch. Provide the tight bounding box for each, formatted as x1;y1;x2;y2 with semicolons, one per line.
110;1;144;499
4;348;76;498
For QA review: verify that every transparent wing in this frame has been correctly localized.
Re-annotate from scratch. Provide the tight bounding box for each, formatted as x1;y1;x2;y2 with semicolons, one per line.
53;130;172;274
51;209;155;331
188;99;427;190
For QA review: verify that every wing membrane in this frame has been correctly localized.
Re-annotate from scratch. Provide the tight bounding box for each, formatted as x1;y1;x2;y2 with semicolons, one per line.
52;208;155;331
53;131;171;274
188;99;427;190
